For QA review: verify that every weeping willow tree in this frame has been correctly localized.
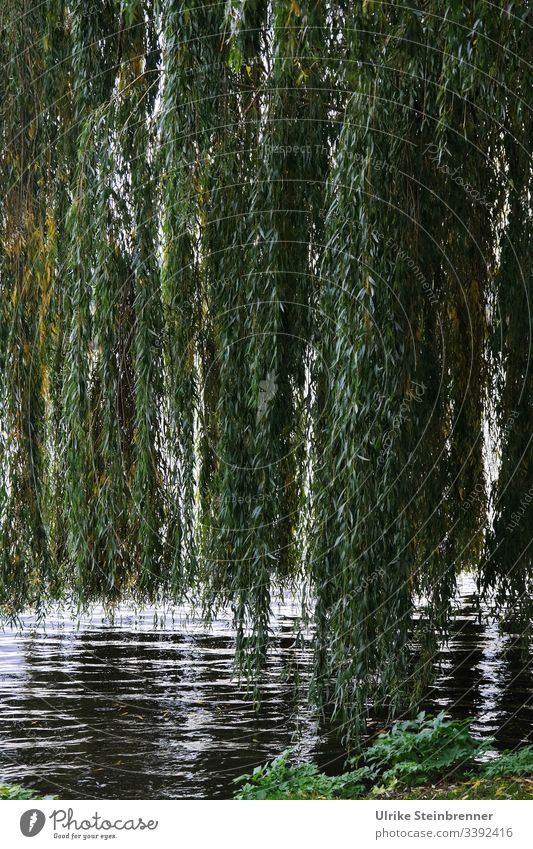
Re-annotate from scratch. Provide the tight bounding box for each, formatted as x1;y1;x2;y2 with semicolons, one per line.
0;0;531;745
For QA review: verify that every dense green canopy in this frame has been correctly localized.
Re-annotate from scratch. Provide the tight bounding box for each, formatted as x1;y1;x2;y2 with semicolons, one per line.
0;1;531;743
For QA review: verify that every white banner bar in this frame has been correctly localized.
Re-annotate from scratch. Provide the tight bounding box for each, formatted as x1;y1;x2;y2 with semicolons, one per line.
1;799;532;849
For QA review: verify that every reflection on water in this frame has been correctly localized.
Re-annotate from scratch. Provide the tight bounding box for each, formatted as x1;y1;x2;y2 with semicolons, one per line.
425;574;533;749
0;575;531;799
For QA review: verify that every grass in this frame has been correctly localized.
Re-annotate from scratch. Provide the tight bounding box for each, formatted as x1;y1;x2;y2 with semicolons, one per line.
377;777;533;800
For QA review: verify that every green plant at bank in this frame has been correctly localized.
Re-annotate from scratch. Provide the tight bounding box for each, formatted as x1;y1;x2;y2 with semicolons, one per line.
0;783;57;801
234;713;533;800
481;747;533;779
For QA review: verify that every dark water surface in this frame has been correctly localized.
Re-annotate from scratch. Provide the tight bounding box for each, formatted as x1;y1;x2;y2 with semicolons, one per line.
0;575;532;799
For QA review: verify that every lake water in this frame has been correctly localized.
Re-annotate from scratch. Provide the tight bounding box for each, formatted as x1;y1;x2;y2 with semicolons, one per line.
0;574;531;798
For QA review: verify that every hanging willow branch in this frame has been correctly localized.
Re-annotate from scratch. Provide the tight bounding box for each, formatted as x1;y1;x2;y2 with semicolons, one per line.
0;0;531;745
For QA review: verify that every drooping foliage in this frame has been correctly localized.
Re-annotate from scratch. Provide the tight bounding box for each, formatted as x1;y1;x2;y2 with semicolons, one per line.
0;1;531;744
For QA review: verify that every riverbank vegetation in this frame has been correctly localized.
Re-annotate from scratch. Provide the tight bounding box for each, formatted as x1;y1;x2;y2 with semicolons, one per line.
0;784;56;801
234;714;533;800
